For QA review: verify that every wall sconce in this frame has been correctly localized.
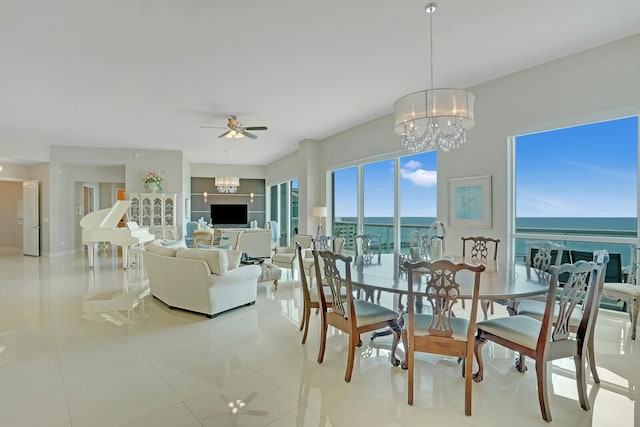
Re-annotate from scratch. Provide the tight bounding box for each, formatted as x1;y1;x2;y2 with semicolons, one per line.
249;192;254;204
203;191;208;203
0;165;3;172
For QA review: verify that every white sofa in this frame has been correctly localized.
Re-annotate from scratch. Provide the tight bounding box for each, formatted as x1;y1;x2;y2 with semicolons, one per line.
142;244;262;318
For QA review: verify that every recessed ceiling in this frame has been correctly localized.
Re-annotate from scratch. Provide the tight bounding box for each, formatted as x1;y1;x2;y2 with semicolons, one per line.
0;0;638;165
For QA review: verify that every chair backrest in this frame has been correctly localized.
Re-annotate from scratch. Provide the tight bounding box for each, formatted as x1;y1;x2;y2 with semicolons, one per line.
461;236;500;262
191;230;214;248
542;261;604;349
354;234;380;259
219;230;243;249
297;243;312;305
294;234;313;249
237;230;272;258
314;250;354;321
333;237;345;254
186;221;197;238
525;241;566;272
404;259;485;342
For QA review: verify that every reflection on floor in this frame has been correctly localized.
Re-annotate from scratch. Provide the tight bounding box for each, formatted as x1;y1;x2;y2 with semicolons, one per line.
0;250;638;426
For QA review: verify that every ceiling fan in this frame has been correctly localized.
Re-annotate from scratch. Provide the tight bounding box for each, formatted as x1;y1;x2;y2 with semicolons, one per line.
200;115;268;139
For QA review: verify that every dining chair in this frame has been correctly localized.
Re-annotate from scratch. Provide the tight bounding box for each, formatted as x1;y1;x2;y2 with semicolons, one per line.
601;245;640;339
402;259;485;416
353;234;381;265
473;260;605;422
461;236;500;261
314;249;400;382
460;236;500;318
517;250;609;384
525;240;566;271
296;243;329;344
505;240;568;316
272;234;313;279
191;230;215;248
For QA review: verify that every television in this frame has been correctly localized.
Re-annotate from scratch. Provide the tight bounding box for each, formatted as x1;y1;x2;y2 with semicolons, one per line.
210;204;248;225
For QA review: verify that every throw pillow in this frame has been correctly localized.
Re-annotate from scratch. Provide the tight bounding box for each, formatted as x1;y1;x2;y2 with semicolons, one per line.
176;247;227;275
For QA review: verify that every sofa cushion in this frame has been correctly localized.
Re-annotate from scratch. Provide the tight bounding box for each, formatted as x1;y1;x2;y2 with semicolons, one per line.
146;244;178;257
176;247;227;275
227;249;242;270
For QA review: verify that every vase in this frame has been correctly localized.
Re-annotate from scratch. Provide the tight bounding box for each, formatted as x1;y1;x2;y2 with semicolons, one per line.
145;182;161;193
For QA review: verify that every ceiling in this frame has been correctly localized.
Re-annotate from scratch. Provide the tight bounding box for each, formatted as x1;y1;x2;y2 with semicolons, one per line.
1;0;639;166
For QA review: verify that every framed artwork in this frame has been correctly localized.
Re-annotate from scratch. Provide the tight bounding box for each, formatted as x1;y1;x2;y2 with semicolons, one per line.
448;175;492;227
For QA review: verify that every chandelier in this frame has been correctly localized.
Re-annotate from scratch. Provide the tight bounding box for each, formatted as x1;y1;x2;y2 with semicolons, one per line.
215;150;239;193
393;3;475;153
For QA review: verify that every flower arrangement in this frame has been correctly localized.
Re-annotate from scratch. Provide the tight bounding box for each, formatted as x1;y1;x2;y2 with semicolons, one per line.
142;171;164;192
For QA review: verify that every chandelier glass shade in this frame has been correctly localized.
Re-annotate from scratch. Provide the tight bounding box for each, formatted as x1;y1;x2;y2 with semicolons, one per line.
393;3;475;153
215;176;239;193
215;150;239;193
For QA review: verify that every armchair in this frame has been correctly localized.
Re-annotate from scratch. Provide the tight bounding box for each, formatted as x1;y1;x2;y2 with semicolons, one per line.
272;234;313;279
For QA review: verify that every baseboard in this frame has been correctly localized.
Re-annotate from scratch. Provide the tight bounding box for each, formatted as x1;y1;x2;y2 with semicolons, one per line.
0;247;21;255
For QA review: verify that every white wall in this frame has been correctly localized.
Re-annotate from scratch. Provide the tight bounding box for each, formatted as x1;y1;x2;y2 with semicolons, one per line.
191;162;265;179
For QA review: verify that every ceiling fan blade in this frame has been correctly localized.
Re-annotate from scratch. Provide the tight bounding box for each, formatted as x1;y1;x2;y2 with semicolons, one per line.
244;126;268;131
240;131;257;139
218;130;232;138
200;125;227;129
244;409;269;417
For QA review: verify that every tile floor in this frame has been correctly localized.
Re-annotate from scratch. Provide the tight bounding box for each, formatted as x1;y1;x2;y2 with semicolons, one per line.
0;249;638;427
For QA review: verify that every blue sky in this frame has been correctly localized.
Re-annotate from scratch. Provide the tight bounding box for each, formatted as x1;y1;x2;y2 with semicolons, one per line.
516;116;637;217
333;116;638;219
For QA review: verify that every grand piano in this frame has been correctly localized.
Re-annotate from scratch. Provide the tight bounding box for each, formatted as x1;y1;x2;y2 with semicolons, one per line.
81;200;155;269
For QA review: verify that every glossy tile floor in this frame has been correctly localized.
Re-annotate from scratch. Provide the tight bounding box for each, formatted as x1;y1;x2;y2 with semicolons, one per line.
0;249;638;427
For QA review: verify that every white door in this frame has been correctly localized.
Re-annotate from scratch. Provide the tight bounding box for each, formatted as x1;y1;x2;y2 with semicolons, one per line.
23;180;39;256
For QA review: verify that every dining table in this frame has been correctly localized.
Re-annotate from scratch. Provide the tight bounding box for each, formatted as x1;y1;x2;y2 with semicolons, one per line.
338;253;551;365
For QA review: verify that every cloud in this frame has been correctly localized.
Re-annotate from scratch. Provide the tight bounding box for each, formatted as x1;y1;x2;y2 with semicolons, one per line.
403;159;422;170
400;166;437;187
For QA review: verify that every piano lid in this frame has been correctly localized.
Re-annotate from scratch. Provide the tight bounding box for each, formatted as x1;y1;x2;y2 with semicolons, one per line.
80;200;132;229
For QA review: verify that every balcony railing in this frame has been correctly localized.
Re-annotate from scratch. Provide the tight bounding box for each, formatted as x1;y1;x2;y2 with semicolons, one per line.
334;220;435;254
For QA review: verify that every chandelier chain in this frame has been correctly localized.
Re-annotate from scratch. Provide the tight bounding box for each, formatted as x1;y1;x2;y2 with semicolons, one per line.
429;7;434;90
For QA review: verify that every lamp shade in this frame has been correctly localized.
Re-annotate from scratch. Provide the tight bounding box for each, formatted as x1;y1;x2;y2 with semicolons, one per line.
312;206;327;218
394;89;475;135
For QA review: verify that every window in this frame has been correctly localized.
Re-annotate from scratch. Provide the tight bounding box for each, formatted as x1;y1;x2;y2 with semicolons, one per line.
331;151;438;255
268;179;298;246
332;167;358;253
400;152;438;254
513;116;638;309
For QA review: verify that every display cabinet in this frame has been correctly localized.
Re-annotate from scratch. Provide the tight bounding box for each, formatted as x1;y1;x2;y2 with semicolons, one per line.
128;193;178;240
